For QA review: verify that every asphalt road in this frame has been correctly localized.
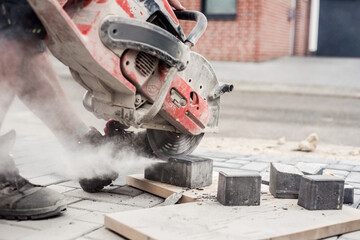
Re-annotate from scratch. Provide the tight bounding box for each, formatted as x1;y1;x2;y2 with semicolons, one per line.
210;91;360;147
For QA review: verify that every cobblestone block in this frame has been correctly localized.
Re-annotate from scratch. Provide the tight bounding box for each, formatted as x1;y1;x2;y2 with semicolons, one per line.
217;170;261;206
145;155;213;188
240;162;269;172
269;163;304;199
295;162;325;175
344;184;354;204
298;175;344;210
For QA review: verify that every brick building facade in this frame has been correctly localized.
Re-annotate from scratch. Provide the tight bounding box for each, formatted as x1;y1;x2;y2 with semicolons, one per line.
180;0;311;62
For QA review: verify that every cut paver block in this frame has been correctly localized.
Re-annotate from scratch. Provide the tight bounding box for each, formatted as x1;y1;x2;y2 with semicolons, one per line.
295;162;325;175
269;163;304;199
217;170;261;206
344;184;354;204
144;155;213;188
298;175;344;210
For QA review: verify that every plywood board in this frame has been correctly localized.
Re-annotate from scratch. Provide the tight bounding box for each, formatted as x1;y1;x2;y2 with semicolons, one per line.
126;173;220;203
105;201;360;240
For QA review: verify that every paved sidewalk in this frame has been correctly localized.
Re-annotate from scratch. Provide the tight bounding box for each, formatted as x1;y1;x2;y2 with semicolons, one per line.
1;137;360;239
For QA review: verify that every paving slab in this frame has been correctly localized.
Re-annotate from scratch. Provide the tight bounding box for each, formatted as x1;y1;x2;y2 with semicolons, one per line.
69;200;140;213
109;185;144;197
327;164;355;171
75;211;105;225
240;162;269;172
84;227;126;240
346;172;360;183
118;193;164;208
29;174;69;186
3;208;90;231
65;189;132;204
22;220;101;240
47;184;76;193
213;162;244;169
0;223;38;240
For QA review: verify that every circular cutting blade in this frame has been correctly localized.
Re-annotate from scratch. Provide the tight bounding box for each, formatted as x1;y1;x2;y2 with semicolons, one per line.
146;129;204;159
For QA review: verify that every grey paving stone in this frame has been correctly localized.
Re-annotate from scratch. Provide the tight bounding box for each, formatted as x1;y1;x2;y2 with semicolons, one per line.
255;156;283;163
75;211;105;225
145;155;213;188
213;162;244;169
344;185;354;204
0;223;38;240
269;163;303;199
346;172;360;183
65;189;132;204
85;227;126;240
240;162;269;172
119;193;164;208
338;230;360;240
345;182;360;189
5;208;90;231
65;196;83;205
69;200;140;213
47;185;76;194
351;166;360;172
109;185;144;197
58;180;82;189
323;169;350;179
327;164;355;171
217;170;261;206
29;174;69;186
226;159;250;165
22;220;101;240
298;175;344;210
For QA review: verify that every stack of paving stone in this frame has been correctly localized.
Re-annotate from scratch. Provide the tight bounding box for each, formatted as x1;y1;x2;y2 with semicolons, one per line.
269;162;354;210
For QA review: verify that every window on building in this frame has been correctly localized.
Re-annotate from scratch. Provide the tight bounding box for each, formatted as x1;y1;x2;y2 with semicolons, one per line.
202;0;237;20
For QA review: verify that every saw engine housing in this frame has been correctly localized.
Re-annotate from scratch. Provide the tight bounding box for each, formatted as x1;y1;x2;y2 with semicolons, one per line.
27;0;233;157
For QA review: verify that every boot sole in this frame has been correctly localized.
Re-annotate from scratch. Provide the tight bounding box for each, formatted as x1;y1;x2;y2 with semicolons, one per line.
0;200;67;220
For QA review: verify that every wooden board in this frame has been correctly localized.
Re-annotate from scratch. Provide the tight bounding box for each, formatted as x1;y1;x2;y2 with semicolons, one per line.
109;174;360;240
126;173;220;203
105;201;360;240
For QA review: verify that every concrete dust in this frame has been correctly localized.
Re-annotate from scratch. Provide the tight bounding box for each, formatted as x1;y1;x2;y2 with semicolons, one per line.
53;142;160;181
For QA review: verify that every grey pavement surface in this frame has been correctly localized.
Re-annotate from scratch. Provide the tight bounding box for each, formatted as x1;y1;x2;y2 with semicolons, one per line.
212;56;360;98
213;91;360;146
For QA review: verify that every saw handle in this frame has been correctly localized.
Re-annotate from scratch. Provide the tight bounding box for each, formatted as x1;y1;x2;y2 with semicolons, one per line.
174;10;208;48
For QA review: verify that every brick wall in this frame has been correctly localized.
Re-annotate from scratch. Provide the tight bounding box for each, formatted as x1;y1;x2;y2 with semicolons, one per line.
294;0;311;56
180;0;311;62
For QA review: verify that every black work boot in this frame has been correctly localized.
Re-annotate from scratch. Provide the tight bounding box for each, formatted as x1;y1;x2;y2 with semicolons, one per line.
78;127;119;193
0;130;66;220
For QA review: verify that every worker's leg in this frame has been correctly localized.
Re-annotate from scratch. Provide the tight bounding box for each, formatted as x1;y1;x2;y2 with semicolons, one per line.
14;40;90;145
0;39;67;220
